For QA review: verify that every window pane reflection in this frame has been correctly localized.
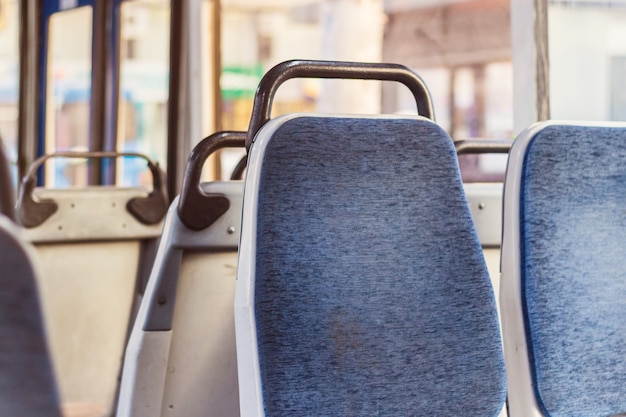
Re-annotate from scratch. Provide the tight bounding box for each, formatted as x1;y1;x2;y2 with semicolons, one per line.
0;0;20;185
117;0;170;187
45;6;93;187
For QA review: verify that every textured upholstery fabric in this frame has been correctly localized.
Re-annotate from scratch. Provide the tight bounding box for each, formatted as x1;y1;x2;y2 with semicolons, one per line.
254;116;506;416
520;125;626;417
0;215;61;416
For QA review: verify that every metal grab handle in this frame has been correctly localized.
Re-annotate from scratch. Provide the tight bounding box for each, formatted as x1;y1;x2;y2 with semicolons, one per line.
246;59;435;150
17;151;168;228
454;139;513;155
178;131;246;231
230;155;247;180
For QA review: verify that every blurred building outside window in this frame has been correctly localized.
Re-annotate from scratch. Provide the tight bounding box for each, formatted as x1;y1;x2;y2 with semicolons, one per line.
0;0;19;185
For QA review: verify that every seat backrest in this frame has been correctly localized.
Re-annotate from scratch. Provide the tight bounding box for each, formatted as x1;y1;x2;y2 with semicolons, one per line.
0;214;61;417
0;135;15;220
235;114;506;416
16;152;167;416
117;132;245;417
500;121;626;417
457;139;512;313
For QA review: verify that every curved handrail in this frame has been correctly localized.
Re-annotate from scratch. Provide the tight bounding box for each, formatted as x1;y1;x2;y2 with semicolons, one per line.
178;131;246;231
246;59;435;150
454;139;513;155
230;155;247;181
17;151;168;228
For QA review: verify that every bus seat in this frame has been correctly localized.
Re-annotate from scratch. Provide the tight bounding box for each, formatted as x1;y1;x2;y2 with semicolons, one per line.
16;152;167;417
500;122;626;417
466;182;503;285
0;214;61;417
117;132;245;417
457;139;512;319
0;135;16;221
230;154;247;180
235;113;507;416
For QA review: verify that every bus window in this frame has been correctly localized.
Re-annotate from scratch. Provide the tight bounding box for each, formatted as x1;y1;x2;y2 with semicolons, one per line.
385;0;512;182
219;0;513;182
198;0;223;181
0;0;19;185
548;1;626;122
45;6;93;187
117;0;170;187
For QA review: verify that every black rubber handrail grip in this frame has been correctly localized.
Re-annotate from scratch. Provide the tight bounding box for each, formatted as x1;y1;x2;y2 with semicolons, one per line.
246;59;435;151
454;139;513;155
178;131;246;231
18;151;168;228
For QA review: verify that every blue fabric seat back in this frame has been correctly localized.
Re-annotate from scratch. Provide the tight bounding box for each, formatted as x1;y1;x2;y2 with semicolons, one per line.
0;215;60;417
520;124;626;417
252;116;506;416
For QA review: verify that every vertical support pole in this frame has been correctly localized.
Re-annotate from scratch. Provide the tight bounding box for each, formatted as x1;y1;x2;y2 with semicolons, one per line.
168;0;219;193
89;0;109;184
17;0;41;186
535;0;550;121
511;0;550;134
318;0;384;114
210;0;221;133
448;68;457;139
103;0;122;184
91;0;120;185
167;0;185;200
473;64;486;138
186;0;202;152
210;0;222;180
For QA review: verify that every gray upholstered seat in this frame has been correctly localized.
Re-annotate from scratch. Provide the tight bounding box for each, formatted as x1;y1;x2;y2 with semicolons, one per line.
0;214;61;417
15;155;167;415
500;121;626;417
117;183;242;417
235;114;506;416
117;131;245;417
